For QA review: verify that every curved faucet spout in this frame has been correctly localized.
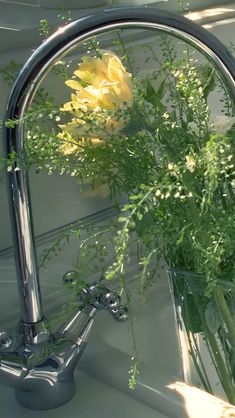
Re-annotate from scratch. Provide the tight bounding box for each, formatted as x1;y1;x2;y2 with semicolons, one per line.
3;5;235;410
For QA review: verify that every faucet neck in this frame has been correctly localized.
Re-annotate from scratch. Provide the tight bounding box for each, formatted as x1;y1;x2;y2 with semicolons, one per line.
7;165;43;324
19;318;51;346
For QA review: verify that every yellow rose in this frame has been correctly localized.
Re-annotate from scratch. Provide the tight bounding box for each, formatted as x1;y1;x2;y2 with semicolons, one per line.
62;51;133;113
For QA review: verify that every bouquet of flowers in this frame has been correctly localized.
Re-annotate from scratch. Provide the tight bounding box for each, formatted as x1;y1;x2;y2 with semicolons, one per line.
2;28;235;400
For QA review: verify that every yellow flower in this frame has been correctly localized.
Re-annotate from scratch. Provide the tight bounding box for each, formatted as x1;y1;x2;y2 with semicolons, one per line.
61;51;133;113
57;112;122;153
58;51;132;158
58;118;105;155
185;155;196;173
57;130;81;155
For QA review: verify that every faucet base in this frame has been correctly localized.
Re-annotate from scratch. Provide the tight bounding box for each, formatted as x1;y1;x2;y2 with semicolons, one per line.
15;379;76;410
0;278;127;409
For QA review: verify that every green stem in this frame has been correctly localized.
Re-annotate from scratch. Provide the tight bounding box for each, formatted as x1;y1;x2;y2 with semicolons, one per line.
186;328;213;393
183;279;235;403
205;327;235;404
175;277;213;392
213;286;235;350
193;291;235;404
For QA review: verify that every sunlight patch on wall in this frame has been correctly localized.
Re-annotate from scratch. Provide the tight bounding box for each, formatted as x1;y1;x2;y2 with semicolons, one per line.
203;16;235;29
168;381;235;418
186;7;235;22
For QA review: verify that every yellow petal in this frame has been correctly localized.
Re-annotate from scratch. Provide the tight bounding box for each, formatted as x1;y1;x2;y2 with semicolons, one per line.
59;142;80;155
65;79;83;90
63;50;133;113
90;138;105;146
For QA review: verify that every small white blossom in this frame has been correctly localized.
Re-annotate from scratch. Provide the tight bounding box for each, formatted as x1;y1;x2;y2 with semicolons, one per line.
185;155;196;173
163;112;170;120
168;163;174;170
173;70;181;78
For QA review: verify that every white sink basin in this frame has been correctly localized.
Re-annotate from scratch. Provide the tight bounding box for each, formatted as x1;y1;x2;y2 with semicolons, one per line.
0;371;169;418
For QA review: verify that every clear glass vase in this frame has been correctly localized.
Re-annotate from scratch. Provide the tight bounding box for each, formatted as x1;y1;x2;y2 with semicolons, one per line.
168;270;235;405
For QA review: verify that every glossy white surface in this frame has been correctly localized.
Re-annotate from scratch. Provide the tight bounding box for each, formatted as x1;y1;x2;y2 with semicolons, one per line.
0;371;169;418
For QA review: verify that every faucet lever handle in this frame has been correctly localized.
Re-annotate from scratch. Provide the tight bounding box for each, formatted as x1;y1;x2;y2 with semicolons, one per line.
97;289;121;311
92;286;128;322
109;305;129;322
63;271;128;321
0;331;12;350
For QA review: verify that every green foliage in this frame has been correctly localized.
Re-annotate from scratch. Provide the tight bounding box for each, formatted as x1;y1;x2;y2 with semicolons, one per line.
128;357;139;390
0;61;21;85
39;18;51;40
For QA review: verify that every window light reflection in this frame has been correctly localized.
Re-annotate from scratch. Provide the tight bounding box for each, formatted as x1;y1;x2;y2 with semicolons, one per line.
168;381;235;418
203;16;235;29
186;7;235;21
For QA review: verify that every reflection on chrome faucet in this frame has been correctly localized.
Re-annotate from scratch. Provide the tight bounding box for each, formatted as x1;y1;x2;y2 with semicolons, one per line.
0;274;128;410
2;6;235;410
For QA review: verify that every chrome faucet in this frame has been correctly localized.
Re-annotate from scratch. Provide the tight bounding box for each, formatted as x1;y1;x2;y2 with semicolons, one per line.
0;271;128;410
2;6;235;410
